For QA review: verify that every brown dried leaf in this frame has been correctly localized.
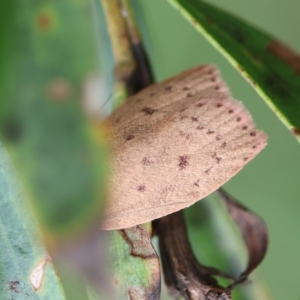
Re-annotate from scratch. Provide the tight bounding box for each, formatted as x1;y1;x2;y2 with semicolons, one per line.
217;188;268;286
154;189;268;299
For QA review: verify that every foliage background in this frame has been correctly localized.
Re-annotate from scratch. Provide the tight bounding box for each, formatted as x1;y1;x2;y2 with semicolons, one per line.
129;1;300;299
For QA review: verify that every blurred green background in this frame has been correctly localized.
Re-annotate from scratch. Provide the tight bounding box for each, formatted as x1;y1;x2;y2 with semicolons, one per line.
130;1;300;299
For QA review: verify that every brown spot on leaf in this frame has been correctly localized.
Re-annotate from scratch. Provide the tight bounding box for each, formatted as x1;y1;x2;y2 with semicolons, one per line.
232;28;245;44
8;280;20;293
119;226;157;259
141;106;157;115
265;75;289;100
37;14;52;32
1;117;23;143
267;40;300;75
292;127;300;137
48;78;72;101
179;155;189;170
206;17;214;24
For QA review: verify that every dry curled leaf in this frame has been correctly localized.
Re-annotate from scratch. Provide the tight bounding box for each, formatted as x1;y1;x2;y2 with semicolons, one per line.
153;189;268;299
217;188;268;287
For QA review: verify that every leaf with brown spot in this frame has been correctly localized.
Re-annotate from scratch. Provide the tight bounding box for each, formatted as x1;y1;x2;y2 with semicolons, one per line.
167;0;300;142
108;225;161;300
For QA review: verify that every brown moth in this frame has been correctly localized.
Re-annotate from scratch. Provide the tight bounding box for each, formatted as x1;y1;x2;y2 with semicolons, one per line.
101;65;267;230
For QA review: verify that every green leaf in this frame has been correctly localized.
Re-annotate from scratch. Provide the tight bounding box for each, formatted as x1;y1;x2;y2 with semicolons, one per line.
0;0;110;297
0;143;65;299
108;226;160;299
167;0;300;141
0;0;107;240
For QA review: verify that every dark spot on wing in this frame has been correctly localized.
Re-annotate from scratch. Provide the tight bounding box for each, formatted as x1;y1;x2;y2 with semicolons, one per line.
196;102;204;107
179;155;189;170
252;145;257;149
138;184;146;192
204;167;212;174
250;132;256;136
142;157;152;166
228;109;234;114
236;117;241;122
211;77;216;82
215;86;220;91
193;180;200;187
141;106;157;115
242;126;248;130
187;93;193;97
191;116;198;122
125;133;135;141
206;129;215;134
197;125;204;130
216;134;221;140
165;86;172;91
243;157;249;161
221;142;227;148
183;87;190;91
212;153;222;163
216;103;222;108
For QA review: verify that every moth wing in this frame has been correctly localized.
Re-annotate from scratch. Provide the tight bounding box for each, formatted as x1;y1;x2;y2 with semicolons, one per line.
107;65;229;127
102;86;267;230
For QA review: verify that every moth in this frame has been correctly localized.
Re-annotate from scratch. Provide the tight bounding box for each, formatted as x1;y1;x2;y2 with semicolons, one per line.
101;65;267;230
